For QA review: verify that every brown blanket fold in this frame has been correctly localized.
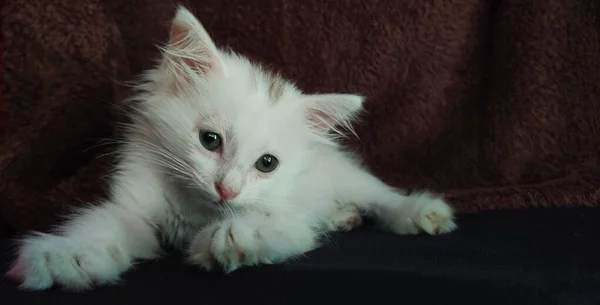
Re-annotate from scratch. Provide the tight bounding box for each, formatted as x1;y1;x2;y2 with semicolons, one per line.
1;0;599;234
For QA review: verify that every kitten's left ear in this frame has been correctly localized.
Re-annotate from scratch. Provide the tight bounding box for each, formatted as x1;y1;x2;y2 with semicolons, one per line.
163;6;223;76
303;94;364;134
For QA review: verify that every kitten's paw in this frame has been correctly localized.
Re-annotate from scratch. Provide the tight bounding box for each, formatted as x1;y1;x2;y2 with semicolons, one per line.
187;223;220;271
387;192;457;235
415;195;457;235
7;233;130;291
329;205;363;232
188;219;264;273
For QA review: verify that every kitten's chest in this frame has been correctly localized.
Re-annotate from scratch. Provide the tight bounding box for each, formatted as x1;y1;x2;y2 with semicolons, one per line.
159;210;207;249
157;187;221;249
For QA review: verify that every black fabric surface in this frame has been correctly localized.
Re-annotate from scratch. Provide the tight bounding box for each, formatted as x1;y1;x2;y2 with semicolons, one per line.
1;208;599;305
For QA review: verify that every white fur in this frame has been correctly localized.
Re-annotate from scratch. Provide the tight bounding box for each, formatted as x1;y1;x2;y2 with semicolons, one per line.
7;6;457;291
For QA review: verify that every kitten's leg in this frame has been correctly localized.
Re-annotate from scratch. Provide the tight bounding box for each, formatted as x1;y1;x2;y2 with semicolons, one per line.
335;161;457;235
187;211;318;272
6;202;160;291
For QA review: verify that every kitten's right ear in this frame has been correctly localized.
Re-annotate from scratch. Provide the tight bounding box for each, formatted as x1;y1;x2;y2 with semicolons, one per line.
303;93;364;137
162;6;223;77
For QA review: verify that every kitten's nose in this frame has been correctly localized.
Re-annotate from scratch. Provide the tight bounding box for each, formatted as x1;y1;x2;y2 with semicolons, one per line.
214;182;239;200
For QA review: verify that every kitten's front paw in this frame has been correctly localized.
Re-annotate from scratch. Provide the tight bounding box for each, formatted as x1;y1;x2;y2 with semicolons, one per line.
328;204;363;232
187;222;220;271
389;192;457;235
7;233;130;291
188;219;265;273
414;194;457;235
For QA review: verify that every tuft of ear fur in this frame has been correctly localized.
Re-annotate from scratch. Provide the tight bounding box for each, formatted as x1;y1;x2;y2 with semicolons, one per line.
160;6;223;85
303;94;364;139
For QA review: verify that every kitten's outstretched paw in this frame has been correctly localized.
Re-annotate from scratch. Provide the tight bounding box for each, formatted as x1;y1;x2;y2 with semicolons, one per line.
8;234;130;291
329;205;363;232
415;195;457;235
188;219;264;273
387;192;457;235
187;222;220;271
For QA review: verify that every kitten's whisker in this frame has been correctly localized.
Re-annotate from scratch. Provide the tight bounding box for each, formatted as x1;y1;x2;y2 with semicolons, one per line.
122;149;195;182
124;140;195;175
132;139;192;170
225;204;236;219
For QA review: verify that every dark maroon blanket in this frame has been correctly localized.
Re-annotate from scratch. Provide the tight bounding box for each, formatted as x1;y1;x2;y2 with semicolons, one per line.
1;0;600;234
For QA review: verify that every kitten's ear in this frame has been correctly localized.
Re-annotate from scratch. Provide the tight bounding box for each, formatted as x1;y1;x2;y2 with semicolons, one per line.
303;94;364;135
163;6;223;76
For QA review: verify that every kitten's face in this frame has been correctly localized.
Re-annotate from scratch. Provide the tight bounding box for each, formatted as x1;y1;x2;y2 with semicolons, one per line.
160;67;314;208
134;7;363;210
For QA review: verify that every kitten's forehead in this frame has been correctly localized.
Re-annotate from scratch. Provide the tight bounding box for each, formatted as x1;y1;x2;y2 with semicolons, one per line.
262;70;288;103
198;63;293;112
238;66;292;107
232;100;304;150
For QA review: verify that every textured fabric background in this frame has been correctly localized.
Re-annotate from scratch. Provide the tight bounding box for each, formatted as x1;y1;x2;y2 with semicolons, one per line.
1;0;599;233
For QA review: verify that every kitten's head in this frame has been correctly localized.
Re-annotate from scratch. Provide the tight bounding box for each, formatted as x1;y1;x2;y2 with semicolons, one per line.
131;6;364;209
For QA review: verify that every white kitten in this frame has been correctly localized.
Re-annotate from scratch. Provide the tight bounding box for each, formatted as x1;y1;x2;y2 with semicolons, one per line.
6;7;457;291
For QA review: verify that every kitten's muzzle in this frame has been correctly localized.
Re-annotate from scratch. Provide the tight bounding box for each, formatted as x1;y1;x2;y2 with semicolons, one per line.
214;182;239;201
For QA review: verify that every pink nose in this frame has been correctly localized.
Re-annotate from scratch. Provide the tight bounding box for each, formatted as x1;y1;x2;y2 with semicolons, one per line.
214;182;239;200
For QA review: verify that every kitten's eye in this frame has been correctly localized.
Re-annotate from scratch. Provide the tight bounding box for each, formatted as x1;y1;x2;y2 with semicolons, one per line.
199;131;222;151
255;154;279;173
